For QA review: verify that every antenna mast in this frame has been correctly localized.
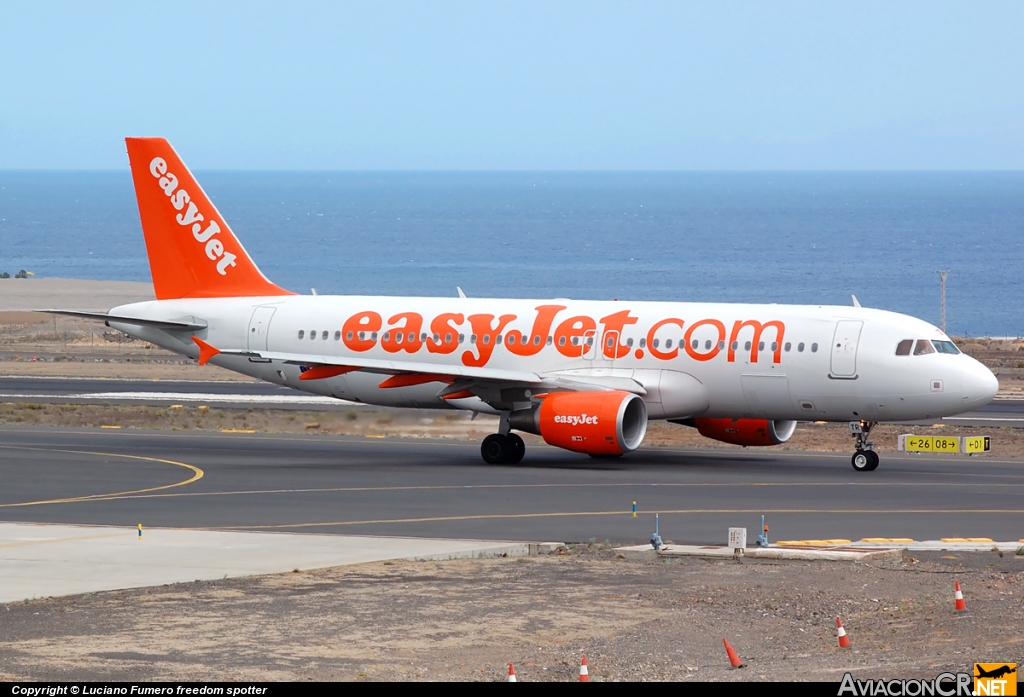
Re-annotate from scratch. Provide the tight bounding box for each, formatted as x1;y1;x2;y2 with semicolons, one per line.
937;270;949;334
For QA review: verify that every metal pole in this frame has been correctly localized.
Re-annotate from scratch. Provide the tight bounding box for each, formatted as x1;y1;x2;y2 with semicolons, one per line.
937;270;949;335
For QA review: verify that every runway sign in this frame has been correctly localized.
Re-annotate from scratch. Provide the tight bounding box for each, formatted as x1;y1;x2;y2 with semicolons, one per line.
897;434;991;454
960;436;991;454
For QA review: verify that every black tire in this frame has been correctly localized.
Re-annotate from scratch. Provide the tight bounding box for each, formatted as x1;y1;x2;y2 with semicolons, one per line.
866;450;880;471
507;433;526;464
481;434;510;465
851;450;872;472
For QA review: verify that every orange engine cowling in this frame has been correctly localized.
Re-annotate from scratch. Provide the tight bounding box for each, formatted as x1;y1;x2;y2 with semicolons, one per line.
508;390;648;456
691;418;797;446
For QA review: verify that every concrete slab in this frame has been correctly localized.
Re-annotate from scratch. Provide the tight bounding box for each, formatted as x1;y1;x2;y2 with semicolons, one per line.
0;522;530;603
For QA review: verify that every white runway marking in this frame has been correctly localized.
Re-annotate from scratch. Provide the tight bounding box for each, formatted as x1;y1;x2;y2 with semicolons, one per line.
0;392;352;405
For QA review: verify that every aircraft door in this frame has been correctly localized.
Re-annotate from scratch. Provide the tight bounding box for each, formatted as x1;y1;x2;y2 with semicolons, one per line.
830;320;863;378
248;306;277;353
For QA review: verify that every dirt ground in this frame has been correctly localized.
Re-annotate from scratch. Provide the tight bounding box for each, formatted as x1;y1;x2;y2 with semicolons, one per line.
0;546;1020;682
2;402;1024;458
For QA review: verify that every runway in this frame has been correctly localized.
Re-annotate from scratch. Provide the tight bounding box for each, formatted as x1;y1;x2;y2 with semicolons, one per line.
2;425;1022;544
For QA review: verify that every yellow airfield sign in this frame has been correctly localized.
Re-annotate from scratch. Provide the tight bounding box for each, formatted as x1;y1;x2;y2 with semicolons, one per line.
897;434;992;455
961;436;992;454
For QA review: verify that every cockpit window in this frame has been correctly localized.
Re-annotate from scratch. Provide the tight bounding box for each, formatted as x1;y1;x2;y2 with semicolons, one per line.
913;339;935;356
931;340;961;355
895;339;913;356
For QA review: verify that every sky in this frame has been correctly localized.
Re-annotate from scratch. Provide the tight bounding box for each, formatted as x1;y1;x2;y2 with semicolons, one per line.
1;2;1022;170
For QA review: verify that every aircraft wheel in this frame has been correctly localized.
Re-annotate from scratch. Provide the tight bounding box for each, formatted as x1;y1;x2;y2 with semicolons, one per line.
507;433;526;464
481;434;510;465
866;450;880;471
851;450;874;472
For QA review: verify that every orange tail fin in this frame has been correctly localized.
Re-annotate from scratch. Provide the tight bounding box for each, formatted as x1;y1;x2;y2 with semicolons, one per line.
125;137;293;300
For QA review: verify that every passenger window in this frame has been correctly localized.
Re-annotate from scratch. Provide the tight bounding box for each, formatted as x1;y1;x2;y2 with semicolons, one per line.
322;331;328;340
705;340;712;350
433;333;440;342
371;332;378;341
692;339;698;349
334;331;340;340
571;337;579;346
482;334;491;345
534;335;542;346
771;342;778;352
408;332;416;343
758;341;765;351
932;340;961;355
395;333;403;344
798;342;804;352
784;342;791;352
744;341;751;351
547;336;553;345
811;343;818;352
311;330;317;339
459;334;465;343
471;335;477;344
731;341;738;351
495;335;502;344
651;338;659;349
665;339;672;349
507;334;516;345
358;332;365;341
298;330;305;339
718;341;725;350
420;333;427;342
626;338;634;348
445;333;452;343
346;331;353;341
639;338;646;348
895;339;913;356
558;336;566;346
913;339;935;356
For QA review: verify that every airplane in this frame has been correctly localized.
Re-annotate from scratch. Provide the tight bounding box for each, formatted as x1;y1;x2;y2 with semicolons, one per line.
47;138;999;471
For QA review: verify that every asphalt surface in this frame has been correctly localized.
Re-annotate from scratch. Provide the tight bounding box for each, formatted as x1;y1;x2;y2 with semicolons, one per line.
0;376;347;409
2;425;1022;545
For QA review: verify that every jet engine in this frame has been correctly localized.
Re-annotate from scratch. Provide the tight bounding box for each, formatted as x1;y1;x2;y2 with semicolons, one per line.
509;390;648;456
686;417;797;446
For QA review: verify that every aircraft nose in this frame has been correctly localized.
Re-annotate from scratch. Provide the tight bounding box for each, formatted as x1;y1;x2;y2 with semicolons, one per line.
961;362;999;409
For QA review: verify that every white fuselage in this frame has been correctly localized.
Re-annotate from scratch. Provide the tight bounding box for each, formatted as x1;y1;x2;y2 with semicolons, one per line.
109;295;999;423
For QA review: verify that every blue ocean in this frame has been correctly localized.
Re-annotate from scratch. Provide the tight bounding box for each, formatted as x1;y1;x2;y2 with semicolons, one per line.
1;171;1022;337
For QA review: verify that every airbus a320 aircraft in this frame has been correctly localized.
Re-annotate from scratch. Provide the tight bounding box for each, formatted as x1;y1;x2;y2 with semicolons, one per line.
49;138;999;471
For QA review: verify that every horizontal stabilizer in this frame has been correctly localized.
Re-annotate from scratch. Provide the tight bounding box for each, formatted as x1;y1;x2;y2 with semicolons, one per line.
40;310;207;331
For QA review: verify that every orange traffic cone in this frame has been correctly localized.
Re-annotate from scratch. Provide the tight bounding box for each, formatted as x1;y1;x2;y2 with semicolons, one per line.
579;654;589;682
723;638;745;668
508;664;516;682
836;617;851;648
954;581;967;612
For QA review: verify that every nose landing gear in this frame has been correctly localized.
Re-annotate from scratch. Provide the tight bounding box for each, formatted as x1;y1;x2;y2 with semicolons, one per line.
849;420;879;471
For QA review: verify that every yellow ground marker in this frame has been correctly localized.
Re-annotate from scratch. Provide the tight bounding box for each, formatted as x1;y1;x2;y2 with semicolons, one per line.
860;538;915;544
220;429;255;433
776;539;852;547
941;537;994;543
100;425;122;429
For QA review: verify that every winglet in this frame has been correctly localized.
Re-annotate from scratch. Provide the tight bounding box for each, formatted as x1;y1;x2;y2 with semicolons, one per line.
191;336;221;366
851;295;861;308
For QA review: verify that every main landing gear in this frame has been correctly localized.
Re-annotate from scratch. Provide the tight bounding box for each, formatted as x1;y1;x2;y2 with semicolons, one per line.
481;432;526;465
849;420;879;472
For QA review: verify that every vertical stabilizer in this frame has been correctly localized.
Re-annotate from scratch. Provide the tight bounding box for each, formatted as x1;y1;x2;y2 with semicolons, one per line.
125;137;293;300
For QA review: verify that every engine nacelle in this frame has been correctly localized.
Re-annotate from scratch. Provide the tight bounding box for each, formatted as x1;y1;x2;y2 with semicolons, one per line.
692;417;797;446
509;390;648;456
